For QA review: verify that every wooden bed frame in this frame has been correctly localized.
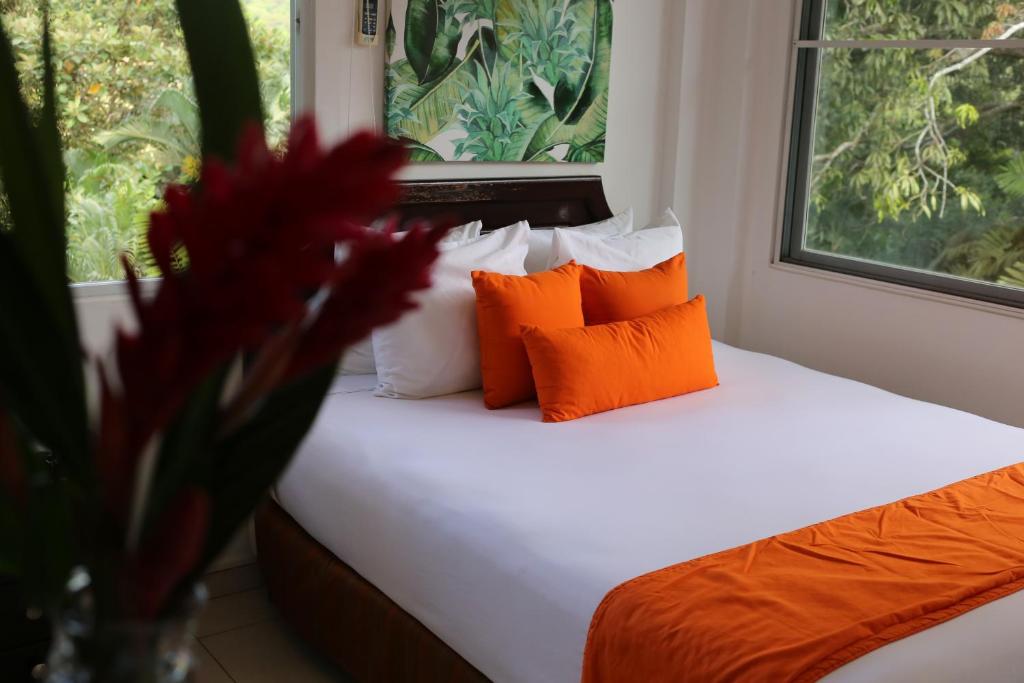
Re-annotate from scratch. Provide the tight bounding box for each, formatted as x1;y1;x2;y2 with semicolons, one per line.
255;176;614;682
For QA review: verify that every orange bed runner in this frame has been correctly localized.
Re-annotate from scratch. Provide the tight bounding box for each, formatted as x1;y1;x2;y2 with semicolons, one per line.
582;463;1024;683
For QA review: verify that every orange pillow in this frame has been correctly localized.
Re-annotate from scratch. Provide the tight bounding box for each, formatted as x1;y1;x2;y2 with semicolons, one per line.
580;253;688;325
472;262;584;409
521;295;718;422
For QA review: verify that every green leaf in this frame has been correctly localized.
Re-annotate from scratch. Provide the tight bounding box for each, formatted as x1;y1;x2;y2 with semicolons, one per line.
954;103;978;129
175;0;264;162
0;236;89;480
153;89;201;144
385;14;397;61
3;419;77;607
561;0;612;127
96;120;193;159
386;46;479;143
516;114;561;161
405;0;460;84
568;89;607;155
21;474;76;609
996;155;1024;199
197;365;337;572
404;140;444;161
404;0;439;82
0;13;76;342
566;137;604;163
474;25;499;76
494;0;522;63
0;15;89;481
143;367;230;536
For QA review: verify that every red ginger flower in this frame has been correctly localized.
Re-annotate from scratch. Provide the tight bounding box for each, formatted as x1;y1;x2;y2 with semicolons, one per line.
97;117;445;524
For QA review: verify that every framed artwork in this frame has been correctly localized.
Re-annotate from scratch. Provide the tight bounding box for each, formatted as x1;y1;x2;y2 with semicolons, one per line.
385;0;613;162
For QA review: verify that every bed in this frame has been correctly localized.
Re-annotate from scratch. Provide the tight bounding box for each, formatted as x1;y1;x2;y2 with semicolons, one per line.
255;177;1024;682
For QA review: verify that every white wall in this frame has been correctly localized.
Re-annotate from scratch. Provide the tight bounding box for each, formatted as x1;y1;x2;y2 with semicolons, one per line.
671;0;1024;428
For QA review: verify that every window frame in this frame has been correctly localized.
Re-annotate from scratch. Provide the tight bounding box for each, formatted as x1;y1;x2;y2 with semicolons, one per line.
780;0;1024;310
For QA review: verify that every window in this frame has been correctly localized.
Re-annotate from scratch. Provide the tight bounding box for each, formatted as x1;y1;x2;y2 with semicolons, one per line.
782;0;1024;308
0;0;292;284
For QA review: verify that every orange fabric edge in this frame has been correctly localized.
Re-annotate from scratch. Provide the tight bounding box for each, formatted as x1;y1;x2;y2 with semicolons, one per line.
581;464;1024;683
798;577;1024;682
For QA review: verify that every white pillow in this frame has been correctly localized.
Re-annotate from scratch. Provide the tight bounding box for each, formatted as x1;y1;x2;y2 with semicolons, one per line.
550;225;683;271
440;220;484;244
525;208;634;273
372;222;530;398
338;220;485;375
643;207;683;236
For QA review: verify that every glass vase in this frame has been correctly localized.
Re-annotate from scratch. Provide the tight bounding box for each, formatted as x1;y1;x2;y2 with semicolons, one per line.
45;567;207;683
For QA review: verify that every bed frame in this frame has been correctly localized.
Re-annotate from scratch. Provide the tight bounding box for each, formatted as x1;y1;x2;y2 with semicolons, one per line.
255;176;614;682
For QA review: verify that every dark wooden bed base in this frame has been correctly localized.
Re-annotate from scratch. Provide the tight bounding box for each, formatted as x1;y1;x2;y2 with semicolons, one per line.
255;176;614;682
255;499;489;682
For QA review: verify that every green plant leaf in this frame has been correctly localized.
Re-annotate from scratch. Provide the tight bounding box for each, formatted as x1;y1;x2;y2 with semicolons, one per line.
996;155;1024;199
386;14;397;60
196;364;337;572
0;14;76;340
521;114;570;161
0;15;89;480
474;25;499;76
560;0;612;127
175;0;264;162
571;89;607;140
404;140;444;161
142;366;231;537
21;474;76;609
494;0;522;63
405;0;460;84
0;236;89;480
387;46;479;142
153;89;201;145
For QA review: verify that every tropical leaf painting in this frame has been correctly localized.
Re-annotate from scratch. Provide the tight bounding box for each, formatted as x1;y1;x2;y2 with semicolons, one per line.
385;0;613;162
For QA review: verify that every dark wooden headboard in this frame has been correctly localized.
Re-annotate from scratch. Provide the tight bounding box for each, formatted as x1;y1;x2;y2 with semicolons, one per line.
394;176;613;232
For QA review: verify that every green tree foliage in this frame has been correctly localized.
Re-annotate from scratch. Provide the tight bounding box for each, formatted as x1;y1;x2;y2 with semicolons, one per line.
0;0;290;282
809;0;1024;288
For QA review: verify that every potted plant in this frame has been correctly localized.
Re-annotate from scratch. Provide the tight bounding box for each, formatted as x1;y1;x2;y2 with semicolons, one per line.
0;2;443;681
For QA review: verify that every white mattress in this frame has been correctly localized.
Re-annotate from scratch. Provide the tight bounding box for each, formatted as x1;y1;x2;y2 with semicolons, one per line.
276;342;1024;683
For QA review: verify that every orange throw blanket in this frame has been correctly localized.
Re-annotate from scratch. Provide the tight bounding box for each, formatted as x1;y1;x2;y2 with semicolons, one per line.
582;464;1024;683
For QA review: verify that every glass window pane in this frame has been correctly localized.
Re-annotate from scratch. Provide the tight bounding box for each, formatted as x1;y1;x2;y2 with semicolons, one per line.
0;0;291;284
804;47;1024;291
823;1;1024;41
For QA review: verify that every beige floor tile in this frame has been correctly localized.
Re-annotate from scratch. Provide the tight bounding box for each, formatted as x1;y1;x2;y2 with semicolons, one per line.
197;588;275;638
201;620;348;682
191;638;233;683
205;563;264;599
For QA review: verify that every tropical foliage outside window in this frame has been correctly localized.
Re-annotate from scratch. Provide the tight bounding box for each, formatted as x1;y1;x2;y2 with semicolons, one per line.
786;0;1024;304
0;0;291;283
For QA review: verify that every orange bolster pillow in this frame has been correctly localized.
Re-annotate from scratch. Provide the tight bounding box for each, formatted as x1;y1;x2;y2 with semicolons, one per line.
521;296;718;422
472;262;585;409
581;252;688;325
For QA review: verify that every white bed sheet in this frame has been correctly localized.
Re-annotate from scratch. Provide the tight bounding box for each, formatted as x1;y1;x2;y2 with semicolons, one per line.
277;342;1024;683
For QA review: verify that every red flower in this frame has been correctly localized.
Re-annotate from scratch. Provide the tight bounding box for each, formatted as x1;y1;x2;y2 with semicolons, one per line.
97;117;444;525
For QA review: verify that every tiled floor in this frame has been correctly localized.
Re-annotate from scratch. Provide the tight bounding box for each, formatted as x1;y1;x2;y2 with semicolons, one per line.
194;564;349;682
